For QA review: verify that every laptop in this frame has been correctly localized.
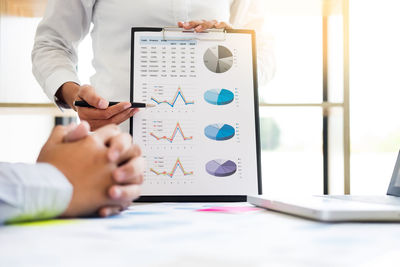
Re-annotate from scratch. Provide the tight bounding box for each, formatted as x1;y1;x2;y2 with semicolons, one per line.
248;151;400;222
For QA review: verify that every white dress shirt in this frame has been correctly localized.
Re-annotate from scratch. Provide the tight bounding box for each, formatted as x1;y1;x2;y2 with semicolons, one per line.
0;163;72;224
32;0;275;107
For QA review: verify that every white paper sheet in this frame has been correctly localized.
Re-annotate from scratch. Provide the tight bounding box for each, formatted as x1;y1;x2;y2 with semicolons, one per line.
131;30;259;195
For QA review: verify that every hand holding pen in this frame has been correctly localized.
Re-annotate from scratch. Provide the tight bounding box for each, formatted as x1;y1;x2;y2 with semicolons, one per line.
74;101;155;109
59;83;154;130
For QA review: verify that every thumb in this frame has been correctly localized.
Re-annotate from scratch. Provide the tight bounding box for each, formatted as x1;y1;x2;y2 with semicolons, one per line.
64;121;90;142
46;125;68;145
77;85;108;109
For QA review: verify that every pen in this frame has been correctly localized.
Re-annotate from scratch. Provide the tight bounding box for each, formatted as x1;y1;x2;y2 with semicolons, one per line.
74;100;155;108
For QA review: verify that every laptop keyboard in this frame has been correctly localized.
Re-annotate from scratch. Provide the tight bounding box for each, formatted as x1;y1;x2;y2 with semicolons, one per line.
322;195;400;206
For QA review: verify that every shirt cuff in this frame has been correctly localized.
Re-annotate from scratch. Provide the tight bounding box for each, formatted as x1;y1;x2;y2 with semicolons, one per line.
44;68;81;109
5;163;73;224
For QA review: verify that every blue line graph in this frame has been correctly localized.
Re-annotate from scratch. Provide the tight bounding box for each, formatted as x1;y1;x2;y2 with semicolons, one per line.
151;87;194;107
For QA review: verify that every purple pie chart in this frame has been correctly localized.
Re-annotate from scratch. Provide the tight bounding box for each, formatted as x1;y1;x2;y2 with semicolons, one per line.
205;159;237;177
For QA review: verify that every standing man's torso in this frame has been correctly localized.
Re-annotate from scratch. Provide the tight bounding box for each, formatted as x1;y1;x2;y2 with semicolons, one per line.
90;0;233;101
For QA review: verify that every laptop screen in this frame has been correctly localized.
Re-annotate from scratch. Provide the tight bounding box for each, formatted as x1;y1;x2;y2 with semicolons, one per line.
387;151;400;196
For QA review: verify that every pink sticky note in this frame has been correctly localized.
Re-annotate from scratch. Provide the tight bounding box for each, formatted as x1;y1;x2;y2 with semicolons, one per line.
196;206;260;213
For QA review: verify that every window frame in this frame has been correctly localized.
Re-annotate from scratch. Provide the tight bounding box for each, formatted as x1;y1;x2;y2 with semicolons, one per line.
0;0;351;194
258;0;350;194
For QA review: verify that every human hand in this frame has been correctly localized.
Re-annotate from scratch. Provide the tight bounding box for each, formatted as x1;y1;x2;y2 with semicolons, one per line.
37;124;144;217
178;20;232;33
58;82;138;130
96;125;144;217
63;121;91;142
64;121;144;217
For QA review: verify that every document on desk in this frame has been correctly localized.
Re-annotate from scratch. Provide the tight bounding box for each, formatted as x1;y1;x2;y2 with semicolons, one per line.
2;203;400;267
130;28;261;199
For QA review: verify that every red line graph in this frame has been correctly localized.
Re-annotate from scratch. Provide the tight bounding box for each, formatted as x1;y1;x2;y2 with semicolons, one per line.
150;122;193;143
150;158;194;178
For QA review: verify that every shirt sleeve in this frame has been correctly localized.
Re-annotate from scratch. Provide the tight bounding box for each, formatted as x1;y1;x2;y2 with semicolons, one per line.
0;162;73;224
31;0;96;105
229;0;276;86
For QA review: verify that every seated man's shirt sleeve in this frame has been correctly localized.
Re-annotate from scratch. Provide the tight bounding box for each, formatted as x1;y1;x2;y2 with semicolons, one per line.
0;162;73;224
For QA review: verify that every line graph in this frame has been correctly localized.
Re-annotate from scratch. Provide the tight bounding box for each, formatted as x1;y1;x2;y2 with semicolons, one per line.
150;86;194;107
150;158;194;178
150;122;193;143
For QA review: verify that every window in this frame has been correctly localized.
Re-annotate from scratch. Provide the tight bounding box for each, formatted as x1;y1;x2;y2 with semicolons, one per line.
3;0;395;196
259;0;347;196
350;0;400;194
0;0;75;163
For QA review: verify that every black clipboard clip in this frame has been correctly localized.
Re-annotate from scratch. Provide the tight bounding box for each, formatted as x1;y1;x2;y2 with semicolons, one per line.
162;26;227;41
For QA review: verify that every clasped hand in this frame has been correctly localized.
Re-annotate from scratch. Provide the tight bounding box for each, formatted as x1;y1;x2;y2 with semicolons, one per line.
37;122;144;218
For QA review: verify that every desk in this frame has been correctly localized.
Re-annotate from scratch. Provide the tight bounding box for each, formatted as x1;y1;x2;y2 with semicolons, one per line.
0;202;398;267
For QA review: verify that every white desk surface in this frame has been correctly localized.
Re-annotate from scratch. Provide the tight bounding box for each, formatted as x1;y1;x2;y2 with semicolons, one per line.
1;202;399;267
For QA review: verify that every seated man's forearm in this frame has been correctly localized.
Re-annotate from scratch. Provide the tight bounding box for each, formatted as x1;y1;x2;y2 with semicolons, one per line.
0;163;72;224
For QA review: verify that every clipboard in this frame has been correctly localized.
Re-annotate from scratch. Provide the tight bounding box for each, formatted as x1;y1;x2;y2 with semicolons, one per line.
130;27;262;202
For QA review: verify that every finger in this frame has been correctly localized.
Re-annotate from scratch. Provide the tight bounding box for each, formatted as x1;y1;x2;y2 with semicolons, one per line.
114;171;144;185
46;125;67;145
106;107;135;125
215;21;232;29
177;21;184;28
196;20;217;32
77;102;131;120
132;108;140;116
113;156;145;184
65;122;77;132
109;184;141;203
182;21;192;29
82;108;139;131
107;132;132;162
77;85;108;109
98;206;122;217
193;20;217;33
93;124;121;143
116;143;142;166
185;20;203;30
194;25;203;32
64;121;90;142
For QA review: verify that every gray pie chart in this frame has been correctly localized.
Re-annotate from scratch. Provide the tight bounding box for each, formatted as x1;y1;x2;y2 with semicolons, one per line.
203;45;233;73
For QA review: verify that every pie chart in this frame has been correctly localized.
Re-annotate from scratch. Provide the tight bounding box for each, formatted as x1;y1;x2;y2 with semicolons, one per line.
204;89;234;105
203;45;233;73
206;159;237;177
204;123;235;141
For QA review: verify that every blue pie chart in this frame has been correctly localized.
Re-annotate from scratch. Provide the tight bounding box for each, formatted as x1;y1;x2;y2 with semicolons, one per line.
204;89;234;105
204;123;235;141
